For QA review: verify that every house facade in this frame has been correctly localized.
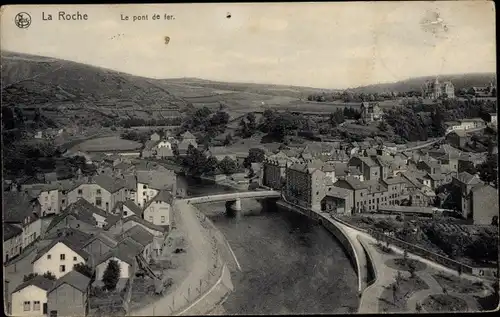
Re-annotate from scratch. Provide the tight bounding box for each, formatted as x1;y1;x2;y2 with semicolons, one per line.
471;185;499;225
47;271;90;317
285;163;328;211
143;191;173;227
11;276;54;317
322;187;353;215
32;241;88;279
4;223;23;262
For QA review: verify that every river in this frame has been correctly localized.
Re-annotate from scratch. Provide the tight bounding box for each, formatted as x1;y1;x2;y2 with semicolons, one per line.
183;177;359;314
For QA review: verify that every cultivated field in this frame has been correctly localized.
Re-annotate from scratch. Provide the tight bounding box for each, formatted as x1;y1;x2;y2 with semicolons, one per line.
73;136;143;152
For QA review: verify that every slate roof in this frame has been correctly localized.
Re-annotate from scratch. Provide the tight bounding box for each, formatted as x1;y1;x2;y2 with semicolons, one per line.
181;131;196;140
117;237;145;255
119;225;154;248
96;243;137;266
456;171;482;185
122;215;166;233
82;231;118;249
32;228;92;263
3;192;39;223
12;275;55;293
352;155;378;167
49;271;91;294
334;176;368;191
326;186;352;199
365;180;388;194
143;140;161;151
123;200;143;216
123;174;137;190
93;174;125;193
136;170;176;190
382;176;407;185
4;223;23;241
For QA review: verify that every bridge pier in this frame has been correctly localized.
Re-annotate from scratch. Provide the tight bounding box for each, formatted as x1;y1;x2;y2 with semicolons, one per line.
225;198;242;218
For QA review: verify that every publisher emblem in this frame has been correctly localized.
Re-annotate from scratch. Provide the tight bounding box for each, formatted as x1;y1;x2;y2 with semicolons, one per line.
15;12;31;29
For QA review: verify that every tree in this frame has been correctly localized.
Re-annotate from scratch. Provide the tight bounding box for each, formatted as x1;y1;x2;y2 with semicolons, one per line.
23;273;39;282
395;271;404;286
74;263;95;282
408;262;416;279
378;121;389;132
492;216;498;227
392;283;398;303
223;133;234;146
243;148;266;168
102;259;121;291
415;302;423;312
42;271;56;281
218;156;238;175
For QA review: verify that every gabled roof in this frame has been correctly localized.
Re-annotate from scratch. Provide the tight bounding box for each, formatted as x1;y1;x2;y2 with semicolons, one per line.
325;186;352;199
48;271;90;294
96;243;137;266
136;170;176;190
12;276;55;293
123;200;143;216
122;215;166;233
382;177;407;185
143;140;161;151
455;171;482;185
46;199;99;232
118;225;154;248
181;131;196;139
3;192;39;223
82;231;118;249
334;176;368;191
92;174;125;193
32;228;92;263
4;223;23;241
351;155;378;167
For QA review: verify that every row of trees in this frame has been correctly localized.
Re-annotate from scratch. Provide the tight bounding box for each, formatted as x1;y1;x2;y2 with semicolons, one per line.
306;91;399;102
180;144;244;176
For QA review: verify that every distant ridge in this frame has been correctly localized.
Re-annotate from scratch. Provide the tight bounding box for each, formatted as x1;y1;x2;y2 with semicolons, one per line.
347;73;497;94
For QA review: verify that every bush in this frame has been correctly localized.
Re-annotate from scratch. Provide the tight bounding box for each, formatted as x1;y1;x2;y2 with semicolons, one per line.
102;259;121;291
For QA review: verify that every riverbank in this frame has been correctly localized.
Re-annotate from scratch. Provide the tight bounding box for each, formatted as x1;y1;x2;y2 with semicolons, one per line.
130;201;233;316
198;198;359;314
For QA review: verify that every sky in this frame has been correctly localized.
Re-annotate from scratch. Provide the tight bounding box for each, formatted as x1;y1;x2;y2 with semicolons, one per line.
0;2;496;89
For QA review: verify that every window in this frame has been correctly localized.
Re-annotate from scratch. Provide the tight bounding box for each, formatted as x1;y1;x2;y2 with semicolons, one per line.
47;254;51;259
124;210;128;216
96;197;102;206
73;256;77;261
143;185;147;189
61;199;65;204
24;301;30;311
33;301;40;311
149;216;153;222
161;216;166;223
60;265;66;272
78;189;83;195
143;191;146;196
60;254;65;260
106;202;109;211
45;196;48;201
96;189;101;195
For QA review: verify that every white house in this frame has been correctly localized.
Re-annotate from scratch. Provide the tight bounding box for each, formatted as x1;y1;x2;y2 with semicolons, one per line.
11;276;54;316
135;170;176;208
22;215;43;249
4;223;23;263
32;233;90;279
95;254;133;282
157;140;172;150
143;190;173;227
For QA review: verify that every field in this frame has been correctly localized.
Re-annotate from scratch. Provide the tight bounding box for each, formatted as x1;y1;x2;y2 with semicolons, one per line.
73;136;143;152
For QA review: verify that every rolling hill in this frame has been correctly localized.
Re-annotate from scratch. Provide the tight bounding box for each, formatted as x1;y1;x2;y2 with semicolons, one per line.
348;73;497;94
